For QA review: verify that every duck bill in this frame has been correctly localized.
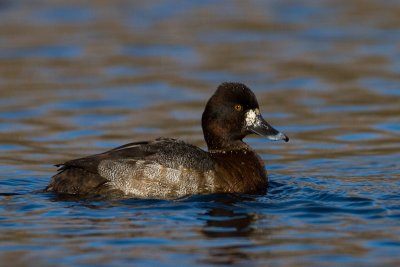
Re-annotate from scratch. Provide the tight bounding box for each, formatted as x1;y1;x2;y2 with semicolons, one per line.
245;109;289;142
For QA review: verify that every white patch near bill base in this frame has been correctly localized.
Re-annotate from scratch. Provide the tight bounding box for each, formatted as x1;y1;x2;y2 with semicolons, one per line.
245;109;262;128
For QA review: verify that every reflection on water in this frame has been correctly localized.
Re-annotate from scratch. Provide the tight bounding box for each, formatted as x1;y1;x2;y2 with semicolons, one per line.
1;0;400;266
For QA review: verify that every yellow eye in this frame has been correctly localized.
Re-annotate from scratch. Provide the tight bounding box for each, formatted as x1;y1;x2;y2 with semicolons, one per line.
234;104;243;112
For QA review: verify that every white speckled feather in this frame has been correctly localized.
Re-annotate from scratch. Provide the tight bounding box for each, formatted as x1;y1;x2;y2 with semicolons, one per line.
98;159;216;198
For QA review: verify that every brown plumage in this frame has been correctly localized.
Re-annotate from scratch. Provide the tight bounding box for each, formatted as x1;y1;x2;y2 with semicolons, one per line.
46;82;288;199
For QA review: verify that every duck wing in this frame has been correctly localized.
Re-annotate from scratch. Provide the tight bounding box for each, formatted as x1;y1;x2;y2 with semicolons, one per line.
46;138;214;196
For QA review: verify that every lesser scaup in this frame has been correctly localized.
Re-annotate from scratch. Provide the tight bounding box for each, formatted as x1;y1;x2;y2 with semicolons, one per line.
46;82;288;198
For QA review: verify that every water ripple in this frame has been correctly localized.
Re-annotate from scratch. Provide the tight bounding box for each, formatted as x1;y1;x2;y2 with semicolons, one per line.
1;1;400;266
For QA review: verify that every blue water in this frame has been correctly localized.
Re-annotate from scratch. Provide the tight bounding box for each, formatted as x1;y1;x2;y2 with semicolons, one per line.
1;1;400;266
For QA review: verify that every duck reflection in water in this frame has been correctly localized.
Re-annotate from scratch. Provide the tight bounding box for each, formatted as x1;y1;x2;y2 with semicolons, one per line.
199;194;263;265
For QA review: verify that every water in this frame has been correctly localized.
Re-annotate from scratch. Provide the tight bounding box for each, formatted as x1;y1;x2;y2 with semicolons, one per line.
1;0;399;266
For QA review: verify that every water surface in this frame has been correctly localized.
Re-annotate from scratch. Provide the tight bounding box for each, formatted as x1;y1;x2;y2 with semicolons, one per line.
0;1;399;266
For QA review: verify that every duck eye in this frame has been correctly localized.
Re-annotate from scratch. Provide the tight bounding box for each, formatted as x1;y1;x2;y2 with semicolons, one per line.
234;104;243;112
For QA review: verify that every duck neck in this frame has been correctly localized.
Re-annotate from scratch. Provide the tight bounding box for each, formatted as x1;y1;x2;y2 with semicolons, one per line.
203;131;248;152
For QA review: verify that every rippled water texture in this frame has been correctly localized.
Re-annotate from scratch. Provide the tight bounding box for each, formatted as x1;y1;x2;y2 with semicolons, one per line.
1;1;399;266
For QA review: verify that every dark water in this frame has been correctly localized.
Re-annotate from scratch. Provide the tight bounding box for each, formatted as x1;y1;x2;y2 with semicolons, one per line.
1;1;400;266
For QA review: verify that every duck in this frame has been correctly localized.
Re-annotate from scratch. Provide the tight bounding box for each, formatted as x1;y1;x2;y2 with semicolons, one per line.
45;82;289;199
